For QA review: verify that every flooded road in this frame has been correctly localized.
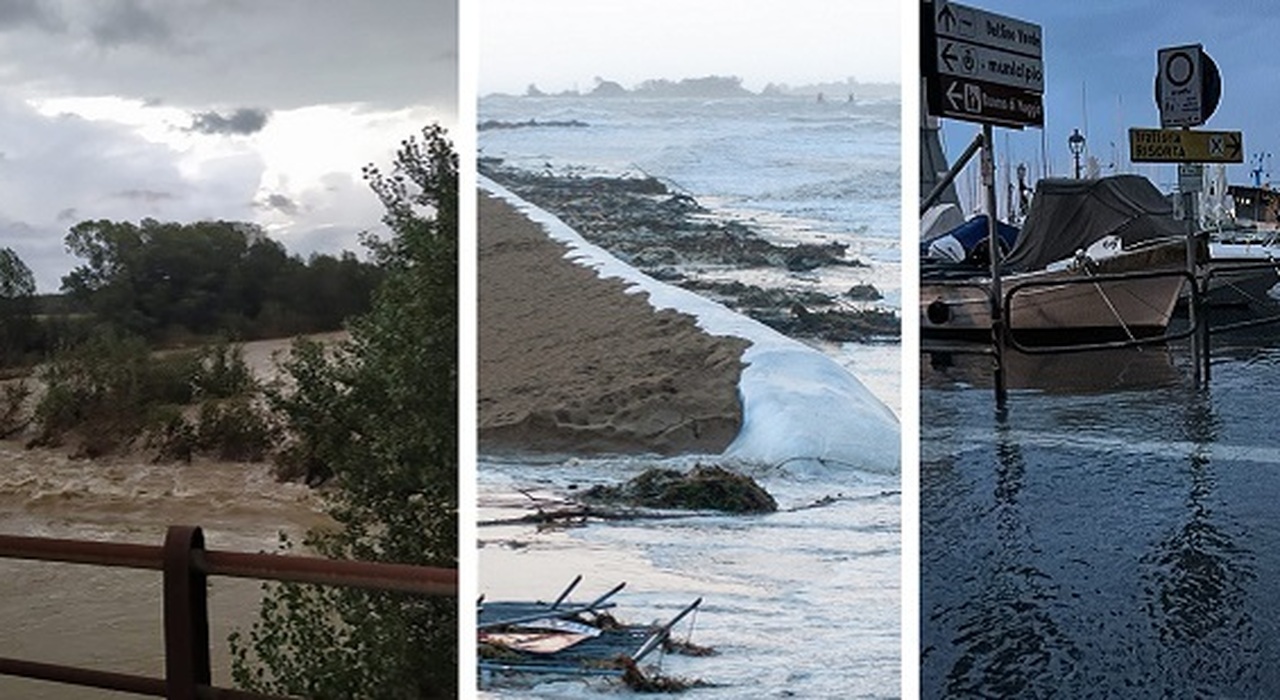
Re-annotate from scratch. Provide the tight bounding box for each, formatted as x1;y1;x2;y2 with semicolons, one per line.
921;337;1280;697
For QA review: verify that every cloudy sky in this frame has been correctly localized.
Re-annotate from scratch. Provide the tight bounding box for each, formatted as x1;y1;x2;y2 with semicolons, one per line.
932;0;1280;209
0;0;457;292
479;0;901;96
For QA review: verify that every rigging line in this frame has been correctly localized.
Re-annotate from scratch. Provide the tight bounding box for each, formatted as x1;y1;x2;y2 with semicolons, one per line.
1085;266;1138;344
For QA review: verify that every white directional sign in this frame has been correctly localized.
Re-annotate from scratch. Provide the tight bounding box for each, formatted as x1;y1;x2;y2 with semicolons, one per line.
936;39;1044;91
1159;45;1204;127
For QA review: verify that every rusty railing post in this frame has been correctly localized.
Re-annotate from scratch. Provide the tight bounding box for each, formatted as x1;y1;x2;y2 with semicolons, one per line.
164;525;211;700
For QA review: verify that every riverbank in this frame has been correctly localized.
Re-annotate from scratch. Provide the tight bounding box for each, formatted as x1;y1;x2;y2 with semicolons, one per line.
478;191;750;456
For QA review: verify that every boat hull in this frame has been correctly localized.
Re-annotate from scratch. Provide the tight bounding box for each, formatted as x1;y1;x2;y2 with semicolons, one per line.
922;239;1189;344
1204;242;1280;308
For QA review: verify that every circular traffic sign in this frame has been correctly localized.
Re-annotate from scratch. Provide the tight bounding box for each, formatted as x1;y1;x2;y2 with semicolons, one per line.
1165;51;1195;87
1154;46;1222;127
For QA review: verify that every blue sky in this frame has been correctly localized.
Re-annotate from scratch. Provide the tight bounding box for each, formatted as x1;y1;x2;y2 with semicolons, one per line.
931;1;1280;207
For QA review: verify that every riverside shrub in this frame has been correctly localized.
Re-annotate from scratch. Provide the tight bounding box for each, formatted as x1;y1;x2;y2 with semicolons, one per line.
231;123;458;699
30;331;272;461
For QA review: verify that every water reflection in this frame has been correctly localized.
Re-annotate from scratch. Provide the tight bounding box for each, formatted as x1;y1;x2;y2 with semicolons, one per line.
935;418;1080;698
924;344;1183;395
1140;393;1260;692
923;337;1280;697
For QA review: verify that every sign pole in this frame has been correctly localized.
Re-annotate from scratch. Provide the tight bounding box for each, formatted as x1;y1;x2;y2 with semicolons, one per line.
983;123;1007;410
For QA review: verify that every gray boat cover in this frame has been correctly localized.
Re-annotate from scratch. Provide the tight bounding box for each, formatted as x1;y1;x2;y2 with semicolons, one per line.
1002;175;1186;273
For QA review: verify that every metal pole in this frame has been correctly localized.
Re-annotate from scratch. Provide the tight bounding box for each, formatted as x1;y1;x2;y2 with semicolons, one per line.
920;132;985;216
1193;191;1211;385
983;124;1007;410
164;526;211;700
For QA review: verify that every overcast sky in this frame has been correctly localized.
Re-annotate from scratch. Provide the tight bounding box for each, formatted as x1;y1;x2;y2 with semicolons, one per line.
0;0;457;292
932;0;1280;207
479;0;901;96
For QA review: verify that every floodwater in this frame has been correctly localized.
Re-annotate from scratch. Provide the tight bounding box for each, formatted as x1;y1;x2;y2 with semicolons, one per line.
479;95;902;697
0;336;331;698
479;455;900;699
921;333;1280;697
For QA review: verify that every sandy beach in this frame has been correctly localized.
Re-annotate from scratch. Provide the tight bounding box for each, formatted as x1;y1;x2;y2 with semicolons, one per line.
478;191;751;456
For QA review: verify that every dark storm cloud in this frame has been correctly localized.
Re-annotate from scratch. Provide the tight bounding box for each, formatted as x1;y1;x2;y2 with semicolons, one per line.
0;97;265;291
258;193;299;216
0;0;63;32
114;188;176;203
188;108;270;135
89;0;171;48
0;0;457;116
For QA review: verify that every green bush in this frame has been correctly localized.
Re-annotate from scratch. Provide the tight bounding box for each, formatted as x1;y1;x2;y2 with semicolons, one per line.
31;331;265;460
195;397;275;462
0;381;31;439
193;341;257;400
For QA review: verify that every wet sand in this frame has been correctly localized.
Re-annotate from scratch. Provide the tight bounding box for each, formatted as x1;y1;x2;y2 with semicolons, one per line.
478;191;750;456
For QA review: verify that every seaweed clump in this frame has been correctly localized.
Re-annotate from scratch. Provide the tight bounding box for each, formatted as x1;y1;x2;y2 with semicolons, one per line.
585;464;776;514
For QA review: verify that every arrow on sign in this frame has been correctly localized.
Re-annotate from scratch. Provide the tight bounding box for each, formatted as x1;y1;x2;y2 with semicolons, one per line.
946;81;964;111
938;3;957;33
1225;132;1242;160
941;42;959;72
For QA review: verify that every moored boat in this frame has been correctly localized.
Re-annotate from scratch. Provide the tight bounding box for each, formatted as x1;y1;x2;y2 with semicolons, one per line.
922;175;1194;345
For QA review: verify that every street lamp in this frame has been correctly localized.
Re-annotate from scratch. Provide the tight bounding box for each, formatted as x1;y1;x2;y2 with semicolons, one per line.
1068;128;1086;179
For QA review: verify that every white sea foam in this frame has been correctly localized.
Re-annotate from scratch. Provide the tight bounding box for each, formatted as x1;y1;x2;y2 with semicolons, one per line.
481;177;900;474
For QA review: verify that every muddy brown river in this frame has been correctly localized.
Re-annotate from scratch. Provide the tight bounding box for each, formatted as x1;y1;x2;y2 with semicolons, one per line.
0;336;334;698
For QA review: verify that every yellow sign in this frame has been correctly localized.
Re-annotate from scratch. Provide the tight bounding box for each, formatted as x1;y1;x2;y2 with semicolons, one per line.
1129;127;1243;163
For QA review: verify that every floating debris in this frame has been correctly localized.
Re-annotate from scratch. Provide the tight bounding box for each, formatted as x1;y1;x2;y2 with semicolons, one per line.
479;577;710;691
583;464;777;513
479;159;900;343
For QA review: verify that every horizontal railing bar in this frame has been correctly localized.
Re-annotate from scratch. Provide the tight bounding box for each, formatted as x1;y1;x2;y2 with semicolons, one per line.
0;656;166;696
0;534;162;571
199;550;458;596
0;534;457;597
0;656;298;700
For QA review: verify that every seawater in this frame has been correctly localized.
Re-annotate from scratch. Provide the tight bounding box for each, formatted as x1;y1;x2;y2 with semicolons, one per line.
921;335;1280;697
480;94;903;413
479;456;900;699
478;96;902;697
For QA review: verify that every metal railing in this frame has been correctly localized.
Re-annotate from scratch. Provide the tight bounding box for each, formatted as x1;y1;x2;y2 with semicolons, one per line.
0;525;457;699
1002;268;1199;355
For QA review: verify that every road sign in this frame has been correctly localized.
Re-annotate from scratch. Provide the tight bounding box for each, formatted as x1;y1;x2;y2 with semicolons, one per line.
933;0;1042;58
936;39;1044;91
930;78;1044;129
1178;163;1204;192
1128;128;1243;163
924;1;1044;129
1156;44;1221;127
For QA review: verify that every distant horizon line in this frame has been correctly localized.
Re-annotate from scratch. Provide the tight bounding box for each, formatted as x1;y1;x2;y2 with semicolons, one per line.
481;74;901;99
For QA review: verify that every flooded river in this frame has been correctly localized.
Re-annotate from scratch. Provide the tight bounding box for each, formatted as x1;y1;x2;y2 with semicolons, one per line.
0;336;331;698
921;334;1280;697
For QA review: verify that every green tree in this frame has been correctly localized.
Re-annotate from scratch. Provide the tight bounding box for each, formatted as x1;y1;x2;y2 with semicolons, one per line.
61;218;382;341
0;247;38;367
231;123;458;699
